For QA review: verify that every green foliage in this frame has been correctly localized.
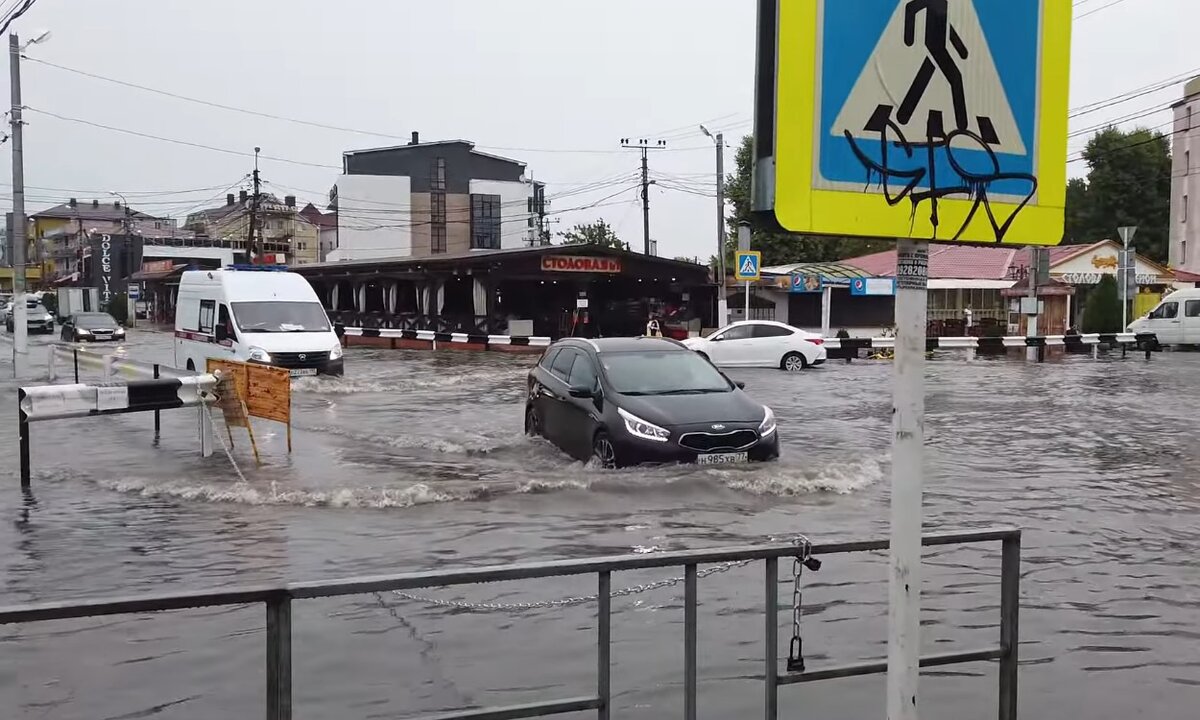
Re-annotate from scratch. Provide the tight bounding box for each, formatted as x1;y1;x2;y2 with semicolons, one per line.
725;136;890;267
106;292;129;325
1063;127;1171;264
1081;275;1123;333
559;220;629;250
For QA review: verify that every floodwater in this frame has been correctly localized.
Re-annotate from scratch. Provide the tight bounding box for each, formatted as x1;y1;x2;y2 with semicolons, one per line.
1;331;1198;720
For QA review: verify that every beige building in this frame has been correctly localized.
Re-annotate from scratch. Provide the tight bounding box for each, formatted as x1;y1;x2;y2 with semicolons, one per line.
185;191;320;265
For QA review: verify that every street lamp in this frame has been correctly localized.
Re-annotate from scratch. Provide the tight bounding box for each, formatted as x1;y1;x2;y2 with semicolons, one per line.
700;125;728;327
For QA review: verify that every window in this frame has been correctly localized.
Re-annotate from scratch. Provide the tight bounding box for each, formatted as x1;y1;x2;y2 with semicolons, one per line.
218;304;235;339
752;324;794;338
567;353;598;390
1187;300;1200;318
431;157;446;191
1186;151;1191;175
199;299;216;334
550;348;577;381
431;192;447;253
1150;302;1179;320
539;348;560;370
601;351;732;395
715;325;754;341
1184;194;1189;223
471;193;502;250
1183;241;1189;265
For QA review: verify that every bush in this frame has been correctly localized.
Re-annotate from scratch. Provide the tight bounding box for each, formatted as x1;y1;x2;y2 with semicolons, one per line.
1081;275;1122;333
106;292;129;325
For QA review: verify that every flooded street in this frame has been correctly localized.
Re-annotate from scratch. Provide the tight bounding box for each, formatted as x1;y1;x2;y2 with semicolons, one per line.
2;332;1199;719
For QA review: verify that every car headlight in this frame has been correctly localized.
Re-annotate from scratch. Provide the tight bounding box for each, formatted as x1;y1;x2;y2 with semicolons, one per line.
329;343;344;360
759;406;777;438
248;346;272;363
77;328;93;335
43;314;53;322
114;328;126;336
618;407;670;443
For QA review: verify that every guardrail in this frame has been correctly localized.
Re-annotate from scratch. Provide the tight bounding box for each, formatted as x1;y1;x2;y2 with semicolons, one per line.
0;528;1021;720
17;370;220;488
827;332;1158;362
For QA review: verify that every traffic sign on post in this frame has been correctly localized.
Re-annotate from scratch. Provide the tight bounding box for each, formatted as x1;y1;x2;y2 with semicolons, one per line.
766;0;1071;246
751;4;1071;719
735;251;761;282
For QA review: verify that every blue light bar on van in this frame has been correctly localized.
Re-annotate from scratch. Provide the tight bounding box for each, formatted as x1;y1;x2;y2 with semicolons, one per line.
224;264;289;272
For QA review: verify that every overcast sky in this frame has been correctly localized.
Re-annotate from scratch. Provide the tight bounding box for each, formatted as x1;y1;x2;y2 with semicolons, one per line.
0;0;1194;259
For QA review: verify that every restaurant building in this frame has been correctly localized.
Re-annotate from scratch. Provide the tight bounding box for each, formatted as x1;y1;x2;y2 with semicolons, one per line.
291;244;715;341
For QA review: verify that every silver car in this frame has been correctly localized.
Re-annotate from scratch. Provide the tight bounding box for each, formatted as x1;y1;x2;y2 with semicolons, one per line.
5;300;55;334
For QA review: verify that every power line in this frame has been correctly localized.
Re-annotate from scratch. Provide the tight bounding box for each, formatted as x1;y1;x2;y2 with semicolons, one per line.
23;106;341;169
0;0;38;35
1076;0;1131;19
23;56;710;156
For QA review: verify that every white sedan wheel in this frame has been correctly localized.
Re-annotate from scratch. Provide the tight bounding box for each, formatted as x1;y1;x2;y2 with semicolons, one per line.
782;352;807;372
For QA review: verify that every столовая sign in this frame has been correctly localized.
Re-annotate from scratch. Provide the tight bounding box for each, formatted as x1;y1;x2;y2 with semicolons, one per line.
540;256;622;273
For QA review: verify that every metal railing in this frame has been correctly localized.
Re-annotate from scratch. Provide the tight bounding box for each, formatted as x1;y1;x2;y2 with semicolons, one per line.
0;528;1021;720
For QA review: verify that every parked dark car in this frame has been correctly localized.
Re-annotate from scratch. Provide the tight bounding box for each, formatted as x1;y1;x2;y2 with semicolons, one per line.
60;312;125;342
525;337;780;468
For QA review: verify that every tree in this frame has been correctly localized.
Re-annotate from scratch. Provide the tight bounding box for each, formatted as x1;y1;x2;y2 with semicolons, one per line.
724;135;890;267
1062;127;1171;264
558;220;629;250
106;292;129;325
1081;275;1122;333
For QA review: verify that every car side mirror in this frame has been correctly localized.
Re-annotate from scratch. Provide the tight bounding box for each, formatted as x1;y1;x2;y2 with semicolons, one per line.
735;381;746;390
568;384;595;399
215;325;229;342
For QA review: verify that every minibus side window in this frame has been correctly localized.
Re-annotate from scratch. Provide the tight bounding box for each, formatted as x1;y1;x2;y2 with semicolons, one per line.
218;304;236;340
199;299;216;334
1187;300;1200;318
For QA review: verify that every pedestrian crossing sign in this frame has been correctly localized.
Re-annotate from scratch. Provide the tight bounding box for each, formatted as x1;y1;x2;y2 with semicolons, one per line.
766;0;1071;246
735;251;762;282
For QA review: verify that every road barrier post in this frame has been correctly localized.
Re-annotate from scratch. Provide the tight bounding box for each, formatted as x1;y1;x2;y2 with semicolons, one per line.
73;348;79;383
153;364;161;441
18;398;30;489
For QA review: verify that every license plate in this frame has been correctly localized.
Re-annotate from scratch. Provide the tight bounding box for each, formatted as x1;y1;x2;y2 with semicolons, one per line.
289;368;318;377
697;452;749;465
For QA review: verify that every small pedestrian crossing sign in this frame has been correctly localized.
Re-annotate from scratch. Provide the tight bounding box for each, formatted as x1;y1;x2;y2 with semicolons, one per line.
766;0;1071;246
735;251;761;282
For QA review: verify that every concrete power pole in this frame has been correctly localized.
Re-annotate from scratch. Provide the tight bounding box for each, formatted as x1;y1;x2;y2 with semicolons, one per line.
248;147;262;262
9;33;27;359
621;138;667;255
701;126;729;328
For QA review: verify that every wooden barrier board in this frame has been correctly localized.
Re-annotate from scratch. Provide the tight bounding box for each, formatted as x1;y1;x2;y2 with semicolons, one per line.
206;359;292;452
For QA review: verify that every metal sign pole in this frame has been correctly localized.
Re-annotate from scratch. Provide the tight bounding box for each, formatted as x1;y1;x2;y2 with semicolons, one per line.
888;239;928;720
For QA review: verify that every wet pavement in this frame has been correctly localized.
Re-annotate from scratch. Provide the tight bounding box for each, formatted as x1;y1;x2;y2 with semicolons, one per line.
1;331;1199;719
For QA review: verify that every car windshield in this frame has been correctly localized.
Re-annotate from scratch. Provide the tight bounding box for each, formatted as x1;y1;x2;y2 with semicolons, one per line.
232;301;330;333
600;351;732;396
74;313;118;329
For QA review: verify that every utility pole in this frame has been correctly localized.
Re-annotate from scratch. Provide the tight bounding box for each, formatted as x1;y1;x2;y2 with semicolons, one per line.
1118;226;1138;329
9;33;27;360
621;138;667;255
247;146;261;263
701;126;728;327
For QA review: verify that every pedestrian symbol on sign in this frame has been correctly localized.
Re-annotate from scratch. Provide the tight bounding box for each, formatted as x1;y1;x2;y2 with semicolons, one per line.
734;251;761;282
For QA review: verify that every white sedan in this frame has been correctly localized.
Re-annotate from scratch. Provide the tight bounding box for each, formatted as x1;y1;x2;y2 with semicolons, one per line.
683;321;827;371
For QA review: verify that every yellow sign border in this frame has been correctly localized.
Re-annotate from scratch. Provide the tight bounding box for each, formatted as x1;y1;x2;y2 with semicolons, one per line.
774;0;1071;246
735;250;763;281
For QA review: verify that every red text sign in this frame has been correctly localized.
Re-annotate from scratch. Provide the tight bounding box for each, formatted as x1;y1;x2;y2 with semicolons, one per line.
540;255;622;273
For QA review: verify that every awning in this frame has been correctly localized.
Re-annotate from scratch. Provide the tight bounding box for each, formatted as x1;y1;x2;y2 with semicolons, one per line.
130;264;186;281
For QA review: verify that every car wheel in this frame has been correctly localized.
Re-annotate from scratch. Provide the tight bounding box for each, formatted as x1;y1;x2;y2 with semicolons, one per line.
781;352;808;372
524;405;542;437
591;431;619;470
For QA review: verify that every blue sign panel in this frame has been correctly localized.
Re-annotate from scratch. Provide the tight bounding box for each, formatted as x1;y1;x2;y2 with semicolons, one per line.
790;273;824;294
816;0;1041;200
850;278;897;296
